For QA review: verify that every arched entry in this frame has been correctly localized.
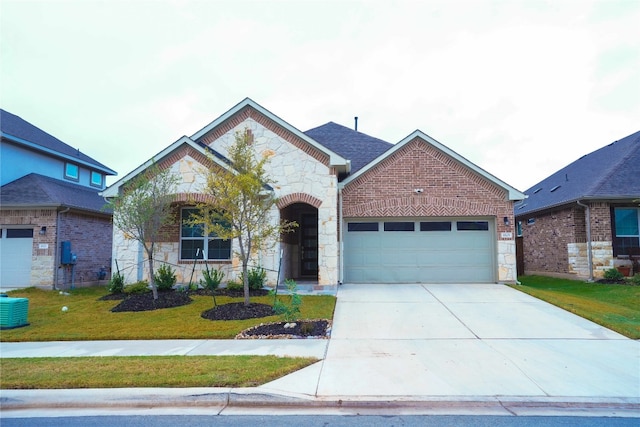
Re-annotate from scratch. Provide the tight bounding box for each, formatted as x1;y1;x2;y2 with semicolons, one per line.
280;202;319;282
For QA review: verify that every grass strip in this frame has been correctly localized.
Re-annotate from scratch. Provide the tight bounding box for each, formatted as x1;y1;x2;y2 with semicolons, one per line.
1;287;336;342
512;276;640;339
0;355;317;389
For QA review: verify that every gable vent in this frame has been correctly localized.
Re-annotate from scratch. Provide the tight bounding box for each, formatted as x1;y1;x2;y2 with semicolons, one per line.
550;185;561;192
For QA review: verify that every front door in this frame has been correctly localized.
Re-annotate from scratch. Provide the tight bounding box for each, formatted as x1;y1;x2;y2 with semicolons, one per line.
300;213;318;278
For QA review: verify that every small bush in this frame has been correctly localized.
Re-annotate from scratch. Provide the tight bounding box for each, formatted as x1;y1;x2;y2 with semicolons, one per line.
240;267;267;290
107;271;125;294
154;264;177;291
124;281;150;294
631;273;640;285
200;266;224;306
604;268;624;281
271;279;301;322
226;280;243;292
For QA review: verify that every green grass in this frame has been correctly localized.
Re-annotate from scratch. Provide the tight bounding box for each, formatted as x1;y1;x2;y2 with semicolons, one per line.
1;287;336;342
0;355;317;389
512;276;640;339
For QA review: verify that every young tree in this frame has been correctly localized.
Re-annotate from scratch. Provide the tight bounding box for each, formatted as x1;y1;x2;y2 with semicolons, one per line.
193;129;296;306
108;163;179;300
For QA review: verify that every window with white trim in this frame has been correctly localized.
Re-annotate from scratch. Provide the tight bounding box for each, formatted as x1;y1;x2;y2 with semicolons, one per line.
180;208;231;260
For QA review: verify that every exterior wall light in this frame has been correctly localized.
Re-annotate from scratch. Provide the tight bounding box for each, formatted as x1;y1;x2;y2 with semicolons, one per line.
39;226;47;235
503;217;510;226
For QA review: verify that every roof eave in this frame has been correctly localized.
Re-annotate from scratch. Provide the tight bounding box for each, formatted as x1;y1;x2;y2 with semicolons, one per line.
2;132;117;176
515;195;640;217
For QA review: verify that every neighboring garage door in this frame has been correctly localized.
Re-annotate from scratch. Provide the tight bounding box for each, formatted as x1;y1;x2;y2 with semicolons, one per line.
344;218;495;283
0;228;34;288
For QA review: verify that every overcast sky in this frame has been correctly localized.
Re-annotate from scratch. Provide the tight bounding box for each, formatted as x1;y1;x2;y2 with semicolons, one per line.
1;0;638;191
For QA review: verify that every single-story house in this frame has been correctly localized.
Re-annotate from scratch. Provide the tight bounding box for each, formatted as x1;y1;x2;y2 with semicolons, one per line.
1;109;117;289
514;130;640;279
103;98;524;290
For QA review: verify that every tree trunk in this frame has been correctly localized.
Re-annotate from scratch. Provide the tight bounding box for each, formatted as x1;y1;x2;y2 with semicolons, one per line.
147;248;158;300
242;261;250;306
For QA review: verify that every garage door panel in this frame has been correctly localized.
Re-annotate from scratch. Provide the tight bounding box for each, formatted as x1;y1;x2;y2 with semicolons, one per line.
344;218;495;283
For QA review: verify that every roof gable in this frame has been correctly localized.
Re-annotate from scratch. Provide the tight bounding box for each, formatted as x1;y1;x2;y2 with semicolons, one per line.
101;136;229;198
340;130;525;201
516;130;640;216
190;98;349;172
0;109;116;175
304;122;393;173
0;173;110;214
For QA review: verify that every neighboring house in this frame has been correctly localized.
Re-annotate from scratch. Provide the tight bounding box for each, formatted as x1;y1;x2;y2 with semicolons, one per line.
514;130;640;279
103;98;524;290
0;109;117;289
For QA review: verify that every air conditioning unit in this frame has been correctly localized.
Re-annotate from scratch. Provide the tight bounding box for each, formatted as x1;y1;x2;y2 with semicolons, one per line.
0;296;30;329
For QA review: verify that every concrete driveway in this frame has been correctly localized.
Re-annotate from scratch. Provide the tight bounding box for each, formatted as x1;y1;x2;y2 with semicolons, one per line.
262;283;640;401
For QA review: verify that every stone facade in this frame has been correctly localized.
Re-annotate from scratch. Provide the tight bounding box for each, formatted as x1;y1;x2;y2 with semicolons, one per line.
111;113;339;288
341;138;518;282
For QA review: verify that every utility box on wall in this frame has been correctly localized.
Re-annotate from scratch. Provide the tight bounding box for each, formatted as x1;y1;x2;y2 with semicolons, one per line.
60;241;76;264
0;296;29;329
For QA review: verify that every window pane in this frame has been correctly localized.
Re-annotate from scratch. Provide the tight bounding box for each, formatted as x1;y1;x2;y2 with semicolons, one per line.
181;209;204;237
420;222;451;231
65;163;79;180
181;240;204;259
384;222;415;231
615;208;639;236
457;221;489;231
348;222;379;232
90;171;103;187
208;239;231;260
7;229;34;238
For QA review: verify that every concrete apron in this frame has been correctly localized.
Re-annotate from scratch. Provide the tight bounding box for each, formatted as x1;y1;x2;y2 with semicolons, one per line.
260;283;640;402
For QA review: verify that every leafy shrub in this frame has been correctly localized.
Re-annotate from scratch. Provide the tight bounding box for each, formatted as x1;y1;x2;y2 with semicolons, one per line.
200;266;224;306
154;264;177;291
226;280;243;292
604;268;624;281
124;281;150;294
271;279;301;322
107;271;125;294
631;273;640;286
240;267;267;290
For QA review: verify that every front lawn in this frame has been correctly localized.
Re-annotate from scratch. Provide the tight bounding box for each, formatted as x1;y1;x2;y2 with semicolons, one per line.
0;355;316;389
0;287;336;342
512;276;640;339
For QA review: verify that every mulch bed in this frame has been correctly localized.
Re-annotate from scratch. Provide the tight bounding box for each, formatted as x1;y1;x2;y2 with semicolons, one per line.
109;291;193;312
101;288;331;338
237;319;331;339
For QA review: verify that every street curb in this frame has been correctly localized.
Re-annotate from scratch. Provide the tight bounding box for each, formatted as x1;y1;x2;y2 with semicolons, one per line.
2;388;639;416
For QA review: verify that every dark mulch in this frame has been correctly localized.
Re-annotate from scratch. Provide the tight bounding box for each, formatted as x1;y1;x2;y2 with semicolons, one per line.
201;302;274;320
110;291;193;312
192;288;270;298
238;320;330;339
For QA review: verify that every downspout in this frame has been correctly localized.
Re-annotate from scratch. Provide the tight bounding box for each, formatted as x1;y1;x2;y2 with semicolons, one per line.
338;186;344;286
54;206;71;290
576;200;594;282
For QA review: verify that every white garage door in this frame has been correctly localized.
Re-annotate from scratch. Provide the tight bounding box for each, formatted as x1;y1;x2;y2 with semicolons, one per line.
344;218;495;283
0;228;34;288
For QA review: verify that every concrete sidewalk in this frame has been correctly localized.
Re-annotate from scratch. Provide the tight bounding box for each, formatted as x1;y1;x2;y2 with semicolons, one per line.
1;283;639;417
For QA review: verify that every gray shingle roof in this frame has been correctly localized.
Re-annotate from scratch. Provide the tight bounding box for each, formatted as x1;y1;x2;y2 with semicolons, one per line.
0;109;115;175
304;122;393;173
516;130;640;216
0;173;111;214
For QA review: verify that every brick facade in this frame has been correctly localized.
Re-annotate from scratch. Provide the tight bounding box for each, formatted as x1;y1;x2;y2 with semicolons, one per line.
0;208;112;288
517;201;616;278
342;138;514;235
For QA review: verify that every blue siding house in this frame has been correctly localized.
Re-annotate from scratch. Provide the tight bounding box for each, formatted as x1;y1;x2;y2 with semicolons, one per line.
0;109;117;289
